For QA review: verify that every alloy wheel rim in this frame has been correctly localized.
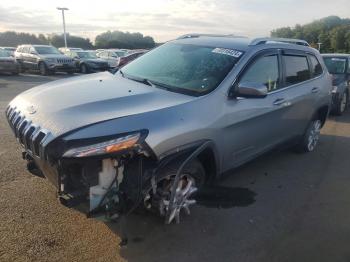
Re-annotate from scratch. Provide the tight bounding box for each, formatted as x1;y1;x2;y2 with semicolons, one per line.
307;120;321;151
144;174;197;224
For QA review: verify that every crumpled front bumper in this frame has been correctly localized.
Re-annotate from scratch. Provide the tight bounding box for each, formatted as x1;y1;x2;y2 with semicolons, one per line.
5;105;59;186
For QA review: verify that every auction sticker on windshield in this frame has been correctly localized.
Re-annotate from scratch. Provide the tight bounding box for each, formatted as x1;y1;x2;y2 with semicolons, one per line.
212;48;243;58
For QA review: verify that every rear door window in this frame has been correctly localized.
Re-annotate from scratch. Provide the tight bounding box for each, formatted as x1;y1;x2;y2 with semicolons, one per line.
283;55;311;85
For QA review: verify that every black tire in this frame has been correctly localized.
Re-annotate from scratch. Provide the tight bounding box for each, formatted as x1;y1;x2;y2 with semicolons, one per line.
295;119;322;153
80;63;88;74
38;62;48;76
333;91;348;116
163;158;206;187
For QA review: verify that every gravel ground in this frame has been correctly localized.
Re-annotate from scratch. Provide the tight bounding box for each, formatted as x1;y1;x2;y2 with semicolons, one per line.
1;73;350;262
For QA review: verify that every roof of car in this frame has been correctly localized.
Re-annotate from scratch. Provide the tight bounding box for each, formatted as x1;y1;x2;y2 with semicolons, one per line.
174;36;252;51
173;35;311;52
31;45;55;47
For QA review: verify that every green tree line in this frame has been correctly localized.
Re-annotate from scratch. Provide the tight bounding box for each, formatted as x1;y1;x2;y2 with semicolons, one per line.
271;16;350;53
0;30;155;49
94;30;155;49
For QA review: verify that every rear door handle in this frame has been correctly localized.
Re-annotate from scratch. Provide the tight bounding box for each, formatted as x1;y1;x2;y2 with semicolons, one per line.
311;87;319;93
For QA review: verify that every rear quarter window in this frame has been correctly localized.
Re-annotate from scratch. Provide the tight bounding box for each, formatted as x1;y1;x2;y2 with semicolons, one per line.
309;55;323;77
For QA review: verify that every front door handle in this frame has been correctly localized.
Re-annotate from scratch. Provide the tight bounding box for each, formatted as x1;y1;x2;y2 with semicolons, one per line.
311;87;319;93
273;98;292;107
273;98;286;106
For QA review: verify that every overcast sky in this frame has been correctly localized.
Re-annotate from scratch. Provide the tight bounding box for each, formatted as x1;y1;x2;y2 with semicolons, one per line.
0;0;349;42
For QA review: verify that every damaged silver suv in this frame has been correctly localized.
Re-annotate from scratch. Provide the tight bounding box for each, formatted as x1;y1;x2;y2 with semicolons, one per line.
6;35;332;224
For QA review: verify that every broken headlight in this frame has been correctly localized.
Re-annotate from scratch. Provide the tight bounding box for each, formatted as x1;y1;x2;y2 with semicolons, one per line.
63;133;141;158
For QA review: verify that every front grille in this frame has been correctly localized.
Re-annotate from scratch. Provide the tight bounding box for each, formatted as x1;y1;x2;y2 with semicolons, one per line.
57;58;73;64
5;106;51;159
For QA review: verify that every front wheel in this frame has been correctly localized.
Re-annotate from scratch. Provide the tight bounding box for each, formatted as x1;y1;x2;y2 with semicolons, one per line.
80;64;88;74
143;159;206;224
295;119;322;153
334;92;348;116
38;62;48;76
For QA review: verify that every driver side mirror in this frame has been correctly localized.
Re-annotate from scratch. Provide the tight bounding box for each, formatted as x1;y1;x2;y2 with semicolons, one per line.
230;82;268;99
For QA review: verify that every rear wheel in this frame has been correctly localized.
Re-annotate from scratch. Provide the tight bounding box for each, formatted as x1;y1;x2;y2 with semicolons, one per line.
334;91;348;116
295;119;322;153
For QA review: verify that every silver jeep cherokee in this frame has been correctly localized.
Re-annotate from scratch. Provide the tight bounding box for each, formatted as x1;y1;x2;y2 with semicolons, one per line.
15;45;75;75
6;35;332;224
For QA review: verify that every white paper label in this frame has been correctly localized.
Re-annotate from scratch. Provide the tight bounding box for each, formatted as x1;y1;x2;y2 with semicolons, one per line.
212;48;243;58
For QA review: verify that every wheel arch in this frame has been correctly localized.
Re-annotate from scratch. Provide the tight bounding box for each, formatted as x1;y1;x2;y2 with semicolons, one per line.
155;140;220;183
314;105;329;127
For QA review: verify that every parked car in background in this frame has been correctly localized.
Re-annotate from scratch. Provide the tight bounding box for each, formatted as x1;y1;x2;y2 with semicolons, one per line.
15;45;76;75
58;47;83;53
117;50;147;67
97;49;128;68
64;50;109;73
0;48;19;75
0;47;17;55
322;54;350;115
6;35;331;225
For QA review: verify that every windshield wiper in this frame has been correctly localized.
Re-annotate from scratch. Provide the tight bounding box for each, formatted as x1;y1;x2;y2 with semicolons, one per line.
118;71;198;96
119;70;156;87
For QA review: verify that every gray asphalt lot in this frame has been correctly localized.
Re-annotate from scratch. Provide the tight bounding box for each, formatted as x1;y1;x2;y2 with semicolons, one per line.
1;72;350;262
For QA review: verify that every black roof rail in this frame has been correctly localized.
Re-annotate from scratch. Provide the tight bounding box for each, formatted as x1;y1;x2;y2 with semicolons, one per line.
250;37;310;47
177;33;248;40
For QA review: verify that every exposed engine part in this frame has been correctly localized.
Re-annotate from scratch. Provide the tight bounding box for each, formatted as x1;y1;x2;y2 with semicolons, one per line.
143;174;197;224
89;159;118;211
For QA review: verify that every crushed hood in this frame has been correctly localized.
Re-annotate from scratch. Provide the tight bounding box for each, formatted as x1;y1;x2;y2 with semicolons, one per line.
9;72;195;137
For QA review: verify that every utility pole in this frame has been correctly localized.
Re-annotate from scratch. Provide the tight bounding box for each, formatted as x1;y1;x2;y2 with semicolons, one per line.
57;7;69;48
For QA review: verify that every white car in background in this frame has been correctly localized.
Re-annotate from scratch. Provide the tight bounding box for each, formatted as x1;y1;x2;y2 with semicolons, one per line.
97;49;128;67
58;47;84;54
